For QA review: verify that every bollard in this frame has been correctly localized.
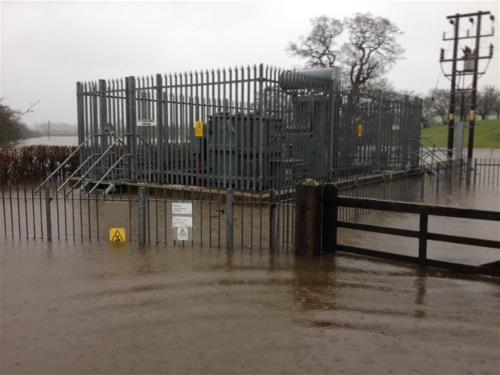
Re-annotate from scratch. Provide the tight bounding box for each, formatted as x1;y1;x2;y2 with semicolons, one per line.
138;186;147;245
226;189;234;249
294;179;321;255
322;184;338;252
45;187;52;242
269;190;277;251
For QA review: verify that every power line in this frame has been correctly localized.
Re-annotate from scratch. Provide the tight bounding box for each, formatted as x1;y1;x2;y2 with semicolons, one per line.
440;10;495;159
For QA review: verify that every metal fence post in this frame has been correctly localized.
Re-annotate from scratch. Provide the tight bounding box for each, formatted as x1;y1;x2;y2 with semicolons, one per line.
269;190;277;251
126;76;137;181
226;189;234;249
138;186;147;245
45;187;52;242
156;73;163;184
76;82;84;165
322;184;338;252
294;180;322;255
473;158;478;185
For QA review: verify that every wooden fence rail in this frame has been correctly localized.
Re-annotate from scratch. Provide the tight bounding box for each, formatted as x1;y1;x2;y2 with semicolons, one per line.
294;183;500;277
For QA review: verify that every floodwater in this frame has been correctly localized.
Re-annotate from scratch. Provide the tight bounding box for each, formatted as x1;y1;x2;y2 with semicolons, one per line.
1;173;500;374
1;240;499;375
19;136;79;146
341;178;500;266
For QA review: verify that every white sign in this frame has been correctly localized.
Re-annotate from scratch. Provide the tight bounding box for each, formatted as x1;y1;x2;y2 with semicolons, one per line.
138;119;157;127
177;227;189;241
172;202;192;215
172;215;193;228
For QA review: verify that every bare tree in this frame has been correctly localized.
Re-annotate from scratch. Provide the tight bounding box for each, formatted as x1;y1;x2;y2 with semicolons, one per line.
287;15;343;68
422;89;449;126
478;85;500;119
0;100;35;147
341;13;404;92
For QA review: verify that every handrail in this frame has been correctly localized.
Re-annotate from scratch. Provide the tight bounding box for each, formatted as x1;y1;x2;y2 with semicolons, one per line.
66;134;130;195
38;132;153;196
63;132;153;195
56;153;100;192
86;154;133;195
34;134;99;192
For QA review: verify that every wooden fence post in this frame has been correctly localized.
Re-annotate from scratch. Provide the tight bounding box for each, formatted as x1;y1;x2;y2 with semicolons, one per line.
294;180;321;255
322;184;338;252
418;213;428;264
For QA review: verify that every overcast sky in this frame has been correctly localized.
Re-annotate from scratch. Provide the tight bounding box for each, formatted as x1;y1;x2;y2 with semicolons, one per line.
1;0;499;127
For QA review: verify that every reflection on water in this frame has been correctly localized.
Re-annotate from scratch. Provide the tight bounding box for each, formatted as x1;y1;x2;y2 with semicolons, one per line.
340;172;500;265
1;240;499;374
19;136;79;146
1;150;499;373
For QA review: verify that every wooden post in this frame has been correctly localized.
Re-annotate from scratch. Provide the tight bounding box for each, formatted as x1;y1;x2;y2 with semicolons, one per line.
294;180;321;255
269;190;277;251
418;213;428;264
226;189;234;249
322;184;338;252
138;186;147;245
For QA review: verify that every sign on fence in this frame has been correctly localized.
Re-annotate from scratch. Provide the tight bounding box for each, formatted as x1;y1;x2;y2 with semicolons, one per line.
194;121;205;137
137;119;157;127
177;227;189;241
172;201;193;241
172;216;193;228
109;227;126;243
172;202;192;215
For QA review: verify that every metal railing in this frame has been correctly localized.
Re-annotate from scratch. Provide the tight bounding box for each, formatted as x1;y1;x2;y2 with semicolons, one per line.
75;64;423;192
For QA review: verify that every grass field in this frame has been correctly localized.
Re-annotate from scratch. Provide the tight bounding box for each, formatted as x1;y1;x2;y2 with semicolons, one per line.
421;119;500;149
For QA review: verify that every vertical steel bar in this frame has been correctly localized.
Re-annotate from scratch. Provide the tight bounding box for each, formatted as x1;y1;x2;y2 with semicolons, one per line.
269;190;277;251
45;187;52;242
226;189;234;249
138;186;147;244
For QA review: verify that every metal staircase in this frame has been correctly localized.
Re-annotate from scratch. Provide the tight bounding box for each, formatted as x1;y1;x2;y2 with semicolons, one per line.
411;137;463;175
35;132;152;196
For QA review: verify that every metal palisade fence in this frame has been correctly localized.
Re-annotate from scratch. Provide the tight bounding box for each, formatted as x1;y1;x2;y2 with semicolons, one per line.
74;64;423;193
7;64;487;250
1;160;497;249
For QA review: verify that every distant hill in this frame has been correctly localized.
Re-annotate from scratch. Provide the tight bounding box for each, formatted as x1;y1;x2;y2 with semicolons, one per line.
34;122;77;136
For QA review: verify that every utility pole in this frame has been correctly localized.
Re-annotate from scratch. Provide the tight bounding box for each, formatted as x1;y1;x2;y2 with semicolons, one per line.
440;11;494;160
468;12;484;161
444;14;460;158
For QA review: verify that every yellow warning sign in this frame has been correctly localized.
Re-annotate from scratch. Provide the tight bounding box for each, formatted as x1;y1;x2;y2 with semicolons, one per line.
194;120;205;137
448;113;454;121
468;111;476;122
356;123;364;138
109;227;126;243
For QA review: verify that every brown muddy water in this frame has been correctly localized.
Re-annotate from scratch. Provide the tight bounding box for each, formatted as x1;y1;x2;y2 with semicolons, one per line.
1;241;499;374
1;177;500;374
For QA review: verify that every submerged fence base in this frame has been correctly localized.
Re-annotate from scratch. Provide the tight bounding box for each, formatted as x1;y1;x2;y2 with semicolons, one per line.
295;181;500;277
1;161;499;264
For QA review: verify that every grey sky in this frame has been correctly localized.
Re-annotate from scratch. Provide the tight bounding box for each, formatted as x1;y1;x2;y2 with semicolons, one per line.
1;0;499;126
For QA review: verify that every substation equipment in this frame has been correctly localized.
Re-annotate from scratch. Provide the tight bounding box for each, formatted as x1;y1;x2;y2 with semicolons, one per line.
65;65;422;193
